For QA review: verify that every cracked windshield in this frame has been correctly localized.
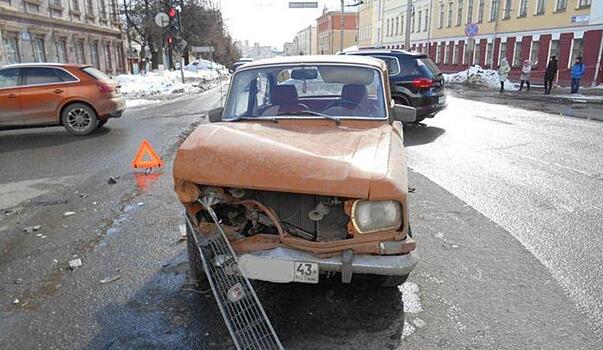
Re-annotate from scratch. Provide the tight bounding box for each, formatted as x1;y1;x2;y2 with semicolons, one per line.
1;0;602;349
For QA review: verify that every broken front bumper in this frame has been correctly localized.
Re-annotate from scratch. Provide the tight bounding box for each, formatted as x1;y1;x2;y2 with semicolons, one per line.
238;246;418;283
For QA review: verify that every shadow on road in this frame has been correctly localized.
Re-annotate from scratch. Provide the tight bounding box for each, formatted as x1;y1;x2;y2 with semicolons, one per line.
87;251;405;349
403;124;446;147
0;127;111;153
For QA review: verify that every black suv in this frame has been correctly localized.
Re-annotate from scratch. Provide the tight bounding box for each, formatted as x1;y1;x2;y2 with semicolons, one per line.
342;49;446;123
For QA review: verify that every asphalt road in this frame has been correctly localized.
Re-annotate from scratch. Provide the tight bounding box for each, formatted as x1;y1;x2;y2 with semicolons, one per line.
0;89;601;349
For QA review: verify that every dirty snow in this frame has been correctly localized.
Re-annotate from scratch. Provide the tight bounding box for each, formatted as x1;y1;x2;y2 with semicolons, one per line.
125;99;162;108
444;65;519;91
115;61;228;99
398;282;424;341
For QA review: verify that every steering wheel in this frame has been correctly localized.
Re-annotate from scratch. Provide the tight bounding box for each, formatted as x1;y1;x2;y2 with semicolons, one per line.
326;99;359;110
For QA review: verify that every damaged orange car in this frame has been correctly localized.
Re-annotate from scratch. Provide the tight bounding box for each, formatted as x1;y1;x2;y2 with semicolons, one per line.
174;56;418;287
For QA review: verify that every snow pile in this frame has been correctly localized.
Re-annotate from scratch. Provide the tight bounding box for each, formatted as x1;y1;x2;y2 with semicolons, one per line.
116;63;228;98
444;65;518;91
185;59;227;73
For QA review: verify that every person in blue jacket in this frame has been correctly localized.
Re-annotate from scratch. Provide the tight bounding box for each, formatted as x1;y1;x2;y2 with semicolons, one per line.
570;56;585;94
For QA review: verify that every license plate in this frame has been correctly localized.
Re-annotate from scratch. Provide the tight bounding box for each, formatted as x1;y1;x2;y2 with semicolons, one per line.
293;262;319;283
439;96;446;104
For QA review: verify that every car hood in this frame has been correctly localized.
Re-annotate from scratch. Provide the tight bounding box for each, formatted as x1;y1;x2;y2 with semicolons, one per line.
173;120;407;200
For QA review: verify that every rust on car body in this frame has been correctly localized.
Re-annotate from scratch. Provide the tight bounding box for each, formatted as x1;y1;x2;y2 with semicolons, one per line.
175;55;417;283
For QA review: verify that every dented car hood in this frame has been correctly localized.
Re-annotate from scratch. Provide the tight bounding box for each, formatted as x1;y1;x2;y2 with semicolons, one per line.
173;120;408;200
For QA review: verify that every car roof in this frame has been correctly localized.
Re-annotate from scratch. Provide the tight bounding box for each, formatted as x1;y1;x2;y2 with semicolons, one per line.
1;63;89;69
239;55;387;71
344;49;428;58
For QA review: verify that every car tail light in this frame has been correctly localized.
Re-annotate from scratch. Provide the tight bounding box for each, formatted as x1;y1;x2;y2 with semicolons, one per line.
411;78;434;89
98;83;114;93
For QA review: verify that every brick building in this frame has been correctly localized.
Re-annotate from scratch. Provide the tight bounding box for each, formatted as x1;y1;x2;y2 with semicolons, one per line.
0;0;127;74
317;10;358;55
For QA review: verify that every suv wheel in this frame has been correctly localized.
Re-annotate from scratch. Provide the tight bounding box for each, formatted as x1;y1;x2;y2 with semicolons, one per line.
61;103;98;136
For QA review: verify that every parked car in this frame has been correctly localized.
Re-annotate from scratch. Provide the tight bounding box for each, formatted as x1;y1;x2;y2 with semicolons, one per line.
0;63;125;135
174;55;417;288
342;48;446;123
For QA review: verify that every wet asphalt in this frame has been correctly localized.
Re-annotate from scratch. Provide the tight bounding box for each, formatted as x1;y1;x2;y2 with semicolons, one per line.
0;89;601;349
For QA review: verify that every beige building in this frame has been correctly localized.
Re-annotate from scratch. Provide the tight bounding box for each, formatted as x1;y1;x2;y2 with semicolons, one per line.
294;25;317;55
0;0;127;74
380;0;432;50
428;0;603;85
317;10;358;54
358;0;374;46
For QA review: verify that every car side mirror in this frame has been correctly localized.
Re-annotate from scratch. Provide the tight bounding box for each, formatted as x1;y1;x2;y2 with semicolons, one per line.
208;107;224;123
392;104;416;123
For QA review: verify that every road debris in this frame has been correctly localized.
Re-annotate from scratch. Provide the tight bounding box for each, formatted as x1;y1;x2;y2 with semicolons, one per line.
100;275;121;284
63;211;76;217
23;225;41;233
13;299;19;305
68;258;82;270
79;193;88;199
14;278;23;285
107;176;119;185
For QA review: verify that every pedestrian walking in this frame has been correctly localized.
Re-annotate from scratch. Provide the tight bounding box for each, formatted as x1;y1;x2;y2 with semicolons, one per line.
570;56;585;94
519;59;532;92
544;56;557;95
498;58;511;92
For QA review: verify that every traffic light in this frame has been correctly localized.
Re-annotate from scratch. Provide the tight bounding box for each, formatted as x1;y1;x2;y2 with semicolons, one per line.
166;35;174;47
168;7;177;18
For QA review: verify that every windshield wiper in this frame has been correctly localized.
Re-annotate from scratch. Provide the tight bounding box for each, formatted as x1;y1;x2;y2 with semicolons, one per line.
284;110;341;125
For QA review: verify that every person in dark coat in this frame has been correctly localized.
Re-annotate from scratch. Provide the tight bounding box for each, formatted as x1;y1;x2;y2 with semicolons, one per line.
544;56;557;95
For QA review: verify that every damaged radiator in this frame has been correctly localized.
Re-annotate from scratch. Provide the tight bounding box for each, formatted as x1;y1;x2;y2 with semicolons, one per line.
187;203;283;350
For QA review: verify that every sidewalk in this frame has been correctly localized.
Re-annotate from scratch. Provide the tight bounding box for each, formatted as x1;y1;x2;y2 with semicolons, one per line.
447;83;603;105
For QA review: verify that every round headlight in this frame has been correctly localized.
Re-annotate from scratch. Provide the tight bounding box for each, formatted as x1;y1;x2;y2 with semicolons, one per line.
351;200;403;234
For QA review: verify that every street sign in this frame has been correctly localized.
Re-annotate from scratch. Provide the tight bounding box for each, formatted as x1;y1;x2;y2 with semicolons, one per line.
154;13;169;28
289;1;318;8
465;23;479;38
191;46;215;53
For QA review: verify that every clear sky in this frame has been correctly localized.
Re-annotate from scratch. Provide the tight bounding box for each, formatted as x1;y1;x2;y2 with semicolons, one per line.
220;0;346;49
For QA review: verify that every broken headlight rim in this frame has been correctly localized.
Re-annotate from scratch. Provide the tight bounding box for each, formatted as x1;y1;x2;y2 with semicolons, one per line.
350;200;403;234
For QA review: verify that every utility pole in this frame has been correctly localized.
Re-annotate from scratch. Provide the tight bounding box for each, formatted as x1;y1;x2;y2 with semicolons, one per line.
405;0;412;50
340;0;345;53
491;0;500;69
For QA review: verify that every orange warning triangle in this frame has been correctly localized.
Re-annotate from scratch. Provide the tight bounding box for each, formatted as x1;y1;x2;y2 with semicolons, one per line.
131;139;164;169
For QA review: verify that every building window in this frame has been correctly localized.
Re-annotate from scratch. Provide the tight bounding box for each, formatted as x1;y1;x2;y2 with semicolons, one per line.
453;43;461;64
457;1;463;26
444;44;450;64
474;41;482;64
490;0;499;22
467;0;474;23
555;0;567;11
117;45;124;69
464;42;472;64
418;11;422;32
395;17;399;36
517;0;527;16
2;36;20;64
499;42;507;65
55;40;67;62
32;38;46;62
503;0;512;19
411;11;416;32
486;42;493;66
578;0;590;9
439;4;445;28
530;41;539;65
424;10;429;31
75;39;86;63
569;38;584;67
86;0;94;15
386;19;390;37
477;0;485;22
90;41;99;68
105;43;112;70
100;0;107;18
549;39;559;61
400;16;404;35
72;0;80;12
435;44;441;64
111;0;118;21
512;41;521;66
535;0;546;15
1;0;12;6
447;2;453;27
